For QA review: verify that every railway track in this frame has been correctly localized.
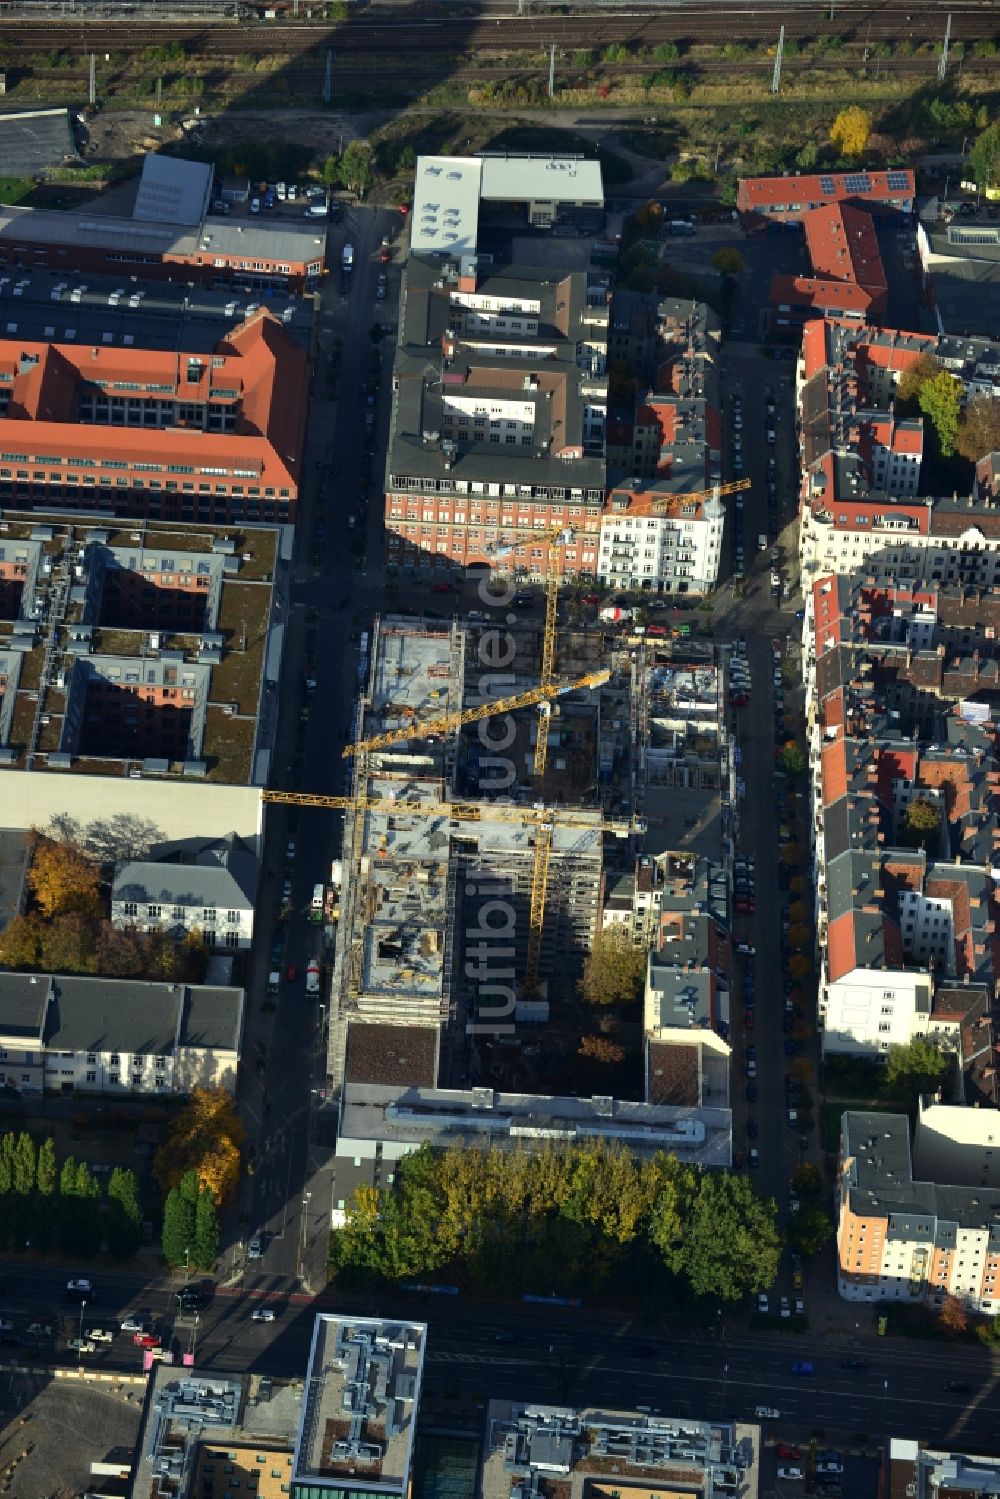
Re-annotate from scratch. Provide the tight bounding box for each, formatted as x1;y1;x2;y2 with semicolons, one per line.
17;53;981;86
1;5;996;50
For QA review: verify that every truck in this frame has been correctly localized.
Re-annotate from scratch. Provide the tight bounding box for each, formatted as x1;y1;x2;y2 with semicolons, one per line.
599;606;632;623
310;884;325;923
342;243;354;270
306;958;321;997
267;970;280;996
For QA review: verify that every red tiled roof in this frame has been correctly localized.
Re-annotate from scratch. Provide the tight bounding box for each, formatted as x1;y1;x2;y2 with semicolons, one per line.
737;169;914;211
827;910;858;982
772;272;874;316
0;310;307;491
804;203;887;295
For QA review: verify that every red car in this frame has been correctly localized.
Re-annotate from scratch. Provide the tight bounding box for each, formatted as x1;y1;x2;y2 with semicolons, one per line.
430;582;452;594
776;1445;801;1461
378;240;391;263
647;624;667;637
134;1333;160;1349
398;200;410;216
285;963;298;982
744;1009;755;1029
580;593;601;605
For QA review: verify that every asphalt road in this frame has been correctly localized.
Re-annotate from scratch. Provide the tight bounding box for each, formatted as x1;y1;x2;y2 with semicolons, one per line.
1;1267;997;1453
229;201;403;1293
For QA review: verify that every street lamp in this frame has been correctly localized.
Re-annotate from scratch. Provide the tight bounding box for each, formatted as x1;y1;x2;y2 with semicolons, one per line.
78;1300;87;1365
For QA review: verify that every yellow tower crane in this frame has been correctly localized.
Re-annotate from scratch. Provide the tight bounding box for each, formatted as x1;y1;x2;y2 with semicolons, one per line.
341;666;610;759
646;477;750;514
261;785;642;995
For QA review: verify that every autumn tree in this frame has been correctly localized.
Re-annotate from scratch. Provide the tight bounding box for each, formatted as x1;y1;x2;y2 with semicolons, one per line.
789;875;806;894
904;795;942;849
788;923;811;952
788;953;812;980
938;1293;969;1334
897;353;943;405
712;247;744;277
780;843;801;868
792;1161;822;1197
829;106;872;158
918;370;963;457
26;834;102;920
579;927;647;1007
153;1087;245;1204
956;396;1000;463
0;913;47;969
789;1057;813;1083
789;901;808;923
579;1034;626;1064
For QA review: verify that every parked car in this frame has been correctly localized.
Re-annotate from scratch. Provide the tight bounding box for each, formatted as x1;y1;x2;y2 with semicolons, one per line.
791;1361;815;1375
754;1405;779;1419
27;1322;53;1337
776;1444;801;1460
88;1329;114;1343
779;1297;790;1318
68;1338;96;1354
757;1293;769;1314
134;1333;160;1349
777;1468;805;1481
67;1279;92;1295
943;1380;971;1394
251;1308;276;1323
120;1316;145;1333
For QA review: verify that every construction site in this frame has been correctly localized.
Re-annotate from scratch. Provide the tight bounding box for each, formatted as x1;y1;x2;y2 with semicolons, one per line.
261;569;720;1090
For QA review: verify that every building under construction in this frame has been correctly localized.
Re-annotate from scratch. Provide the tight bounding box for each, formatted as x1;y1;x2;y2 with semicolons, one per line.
327;612;641;1097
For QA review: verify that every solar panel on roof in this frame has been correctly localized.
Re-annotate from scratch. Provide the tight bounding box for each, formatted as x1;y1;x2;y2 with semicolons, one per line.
886;171;910;191
819;176;836;195
844;173;872;194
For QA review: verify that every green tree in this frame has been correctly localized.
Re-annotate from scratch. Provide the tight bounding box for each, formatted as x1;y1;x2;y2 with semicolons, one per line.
161;1171;198;1267
12;1132;35;1195
579;927;647;1007
194;1184;220;1269
883;1038;951;1106
322;154;340;187
36;1137;56;1196
956;395;1000;463
795;141;820;170
74;1161;104;1258
918;369;963;457
968;122;1000;192
712;247;744;277
788;1204;834;1256
779;743;806;776
339;140;373;197
107;1167;142;1260
897;352;943;405
672;1171;782;1300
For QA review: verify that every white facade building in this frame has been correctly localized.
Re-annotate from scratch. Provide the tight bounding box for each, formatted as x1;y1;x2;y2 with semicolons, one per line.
111;834;257;951
598;486;725;594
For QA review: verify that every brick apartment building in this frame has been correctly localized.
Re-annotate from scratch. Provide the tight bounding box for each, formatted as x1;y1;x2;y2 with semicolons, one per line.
772;201;889;331
796;318;1000;589
737;168;915;229
0;205;326;293
0;309;308;524
384;254;609;580
838;1110;1000;1314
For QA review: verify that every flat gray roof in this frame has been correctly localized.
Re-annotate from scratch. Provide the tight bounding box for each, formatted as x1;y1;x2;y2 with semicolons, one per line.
0;204;326;267
134;153;213;227
0;108;75;176
411;156;481;256
480;153;604;206
0;971;49;1043
0;265;312;352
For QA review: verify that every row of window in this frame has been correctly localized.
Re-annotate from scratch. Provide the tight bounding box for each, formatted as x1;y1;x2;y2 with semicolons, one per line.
121;903;240;922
